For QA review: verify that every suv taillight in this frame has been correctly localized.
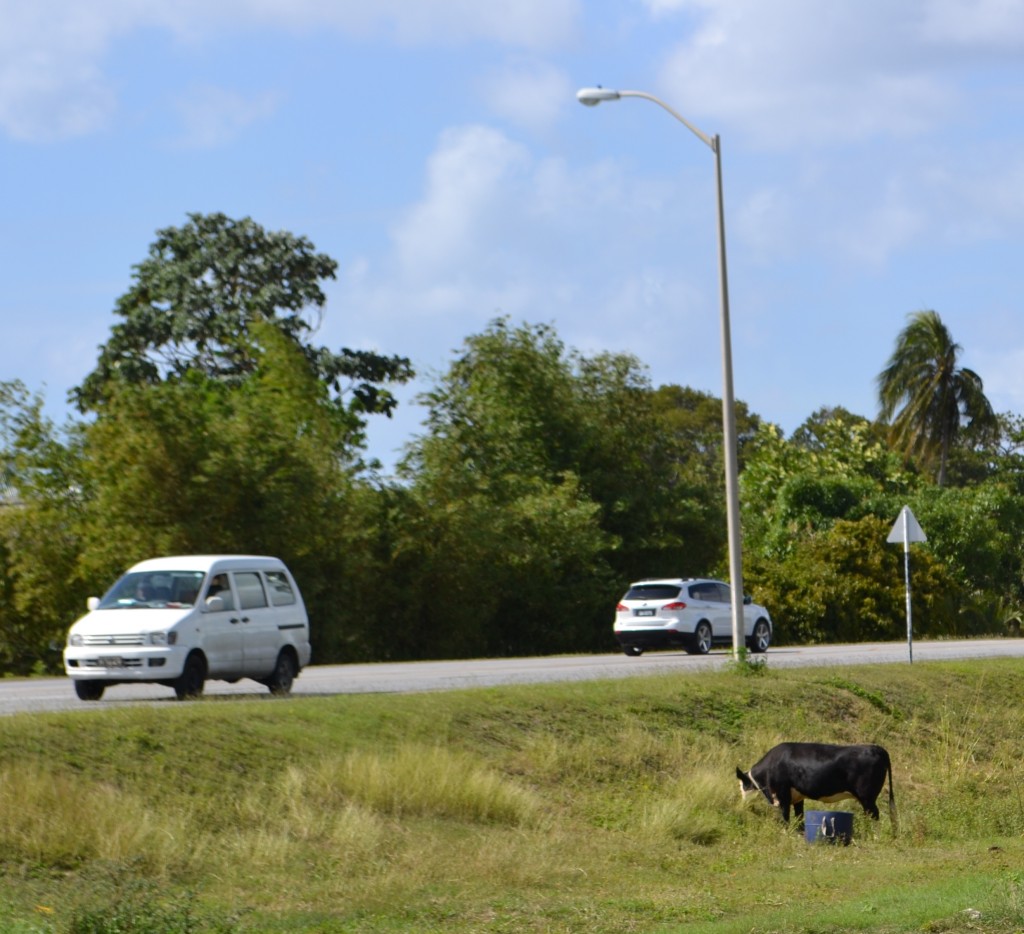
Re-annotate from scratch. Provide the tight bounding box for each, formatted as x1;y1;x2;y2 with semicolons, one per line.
616;603;628;612
662;601;687;610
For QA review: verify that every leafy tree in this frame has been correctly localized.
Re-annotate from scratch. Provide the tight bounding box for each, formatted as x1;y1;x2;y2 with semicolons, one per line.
741;407;1021;643
4;211;420;671
571;356;722;578
405;319;716;576
790;405;888;452
386;473;612;658
740;417;916;560
649;385;760;550
940;410;1024;489
739;414;935;644
0;382;87;673
73;212;412;459
992;411;1024;463
74;325;364;659
878;310;997;486
745;516;958;644
394;318;715;655
908;481;1024;607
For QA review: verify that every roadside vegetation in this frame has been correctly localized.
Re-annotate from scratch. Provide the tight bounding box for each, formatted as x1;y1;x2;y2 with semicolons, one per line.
2;658;1024;932
3;214;1024;673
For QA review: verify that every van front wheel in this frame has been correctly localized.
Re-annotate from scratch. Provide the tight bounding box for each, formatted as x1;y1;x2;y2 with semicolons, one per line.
74;680;105;701
265;650;297;696
174;653;206;700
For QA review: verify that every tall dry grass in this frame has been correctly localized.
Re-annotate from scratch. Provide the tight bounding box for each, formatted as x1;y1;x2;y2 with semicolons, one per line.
3;659;1024;932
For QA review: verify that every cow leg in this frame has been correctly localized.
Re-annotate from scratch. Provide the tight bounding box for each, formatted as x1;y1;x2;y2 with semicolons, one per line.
776;789;792;823
793;799;805;826
859;798;880;820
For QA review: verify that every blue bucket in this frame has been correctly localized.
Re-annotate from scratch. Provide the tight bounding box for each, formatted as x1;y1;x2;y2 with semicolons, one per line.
804;810;853;845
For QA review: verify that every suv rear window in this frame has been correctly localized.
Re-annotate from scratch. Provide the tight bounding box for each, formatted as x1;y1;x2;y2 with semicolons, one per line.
689;581;728;602
624;583;682;601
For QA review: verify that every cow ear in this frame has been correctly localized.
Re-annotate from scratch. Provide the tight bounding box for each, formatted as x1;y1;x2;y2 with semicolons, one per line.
735;767;745;781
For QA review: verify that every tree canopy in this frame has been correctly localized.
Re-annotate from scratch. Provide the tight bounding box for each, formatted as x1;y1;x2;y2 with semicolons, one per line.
1;210;1021;674
388;318;728;656
73;213;413;454
877;310;996;486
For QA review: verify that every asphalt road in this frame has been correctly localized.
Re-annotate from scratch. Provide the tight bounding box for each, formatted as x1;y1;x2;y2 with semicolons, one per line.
3;637;1023;716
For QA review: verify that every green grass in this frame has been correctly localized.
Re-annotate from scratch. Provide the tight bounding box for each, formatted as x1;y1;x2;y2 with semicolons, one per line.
2;658;1024;931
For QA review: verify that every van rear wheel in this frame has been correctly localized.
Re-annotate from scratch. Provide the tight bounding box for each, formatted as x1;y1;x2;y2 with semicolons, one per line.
266;650;297;696
174;653;206;700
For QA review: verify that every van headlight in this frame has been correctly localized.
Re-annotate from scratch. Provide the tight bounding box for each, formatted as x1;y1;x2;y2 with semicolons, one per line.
68;633;83;647
150;632;177;646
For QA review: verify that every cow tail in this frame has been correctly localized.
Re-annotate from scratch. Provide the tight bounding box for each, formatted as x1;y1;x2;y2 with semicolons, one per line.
886;754;898;832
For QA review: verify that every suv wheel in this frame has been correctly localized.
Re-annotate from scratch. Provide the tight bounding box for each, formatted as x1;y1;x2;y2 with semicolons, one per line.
623;645;644;657
687;621;713;655
749;619;771;653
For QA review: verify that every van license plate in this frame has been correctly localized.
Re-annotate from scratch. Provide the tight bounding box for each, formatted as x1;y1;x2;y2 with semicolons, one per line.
102;656;124;668
635;609;655;617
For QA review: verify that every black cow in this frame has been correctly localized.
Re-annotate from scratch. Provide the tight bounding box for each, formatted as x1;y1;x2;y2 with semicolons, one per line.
736;742;895;825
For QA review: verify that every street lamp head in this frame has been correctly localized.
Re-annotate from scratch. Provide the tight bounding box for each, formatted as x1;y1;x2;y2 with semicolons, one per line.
576;87;621;106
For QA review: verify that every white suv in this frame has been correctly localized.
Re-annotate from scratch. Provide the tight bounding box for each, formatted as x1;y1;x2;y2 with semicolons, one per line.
64;555;311;701
614;578;772;656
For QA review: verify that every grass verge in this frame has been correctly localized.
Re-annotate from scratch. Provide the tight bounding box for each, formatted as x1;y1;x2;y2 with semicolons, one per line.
1;657;1024;931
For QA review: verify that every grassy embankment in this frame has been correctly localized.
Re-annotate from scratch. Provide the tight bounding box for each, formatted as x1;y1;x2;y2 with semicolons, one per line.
2;657;1024;932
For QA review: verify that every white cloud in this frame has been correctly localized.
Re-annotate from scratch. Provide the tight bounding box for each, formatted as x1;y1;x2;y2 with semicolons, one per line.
0;61;115;142
171;84;282;149
0;0;580;141
972;344;1024;414
382;121;709;302
267;0;579;48
392;125;534;280
832;183;925;268
326;119;720;408
327;126;554;369
921;0;1024;53
480;61;574;133
0;1;128;140
651;0;983;148
734;186;795;263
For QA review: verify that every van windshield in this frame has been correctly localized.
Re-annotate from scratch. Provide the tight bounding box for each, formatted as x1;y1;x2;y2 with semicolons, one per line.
97;571;206;609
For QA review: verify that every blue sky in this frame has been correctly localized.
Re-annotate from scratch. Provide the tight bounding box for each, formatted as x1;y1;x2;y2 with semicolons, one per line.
4;0;1024;473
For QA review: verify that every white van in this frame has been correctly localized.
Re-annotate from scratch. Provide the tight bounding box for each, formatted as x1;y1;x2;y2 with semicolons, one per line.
64;555;311;701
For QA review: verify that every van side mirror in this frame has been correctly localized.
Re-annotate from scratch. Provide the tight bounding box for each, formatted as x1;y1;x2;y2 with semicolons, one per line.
87;597;100;611
743;594;752;605
204;595;225;612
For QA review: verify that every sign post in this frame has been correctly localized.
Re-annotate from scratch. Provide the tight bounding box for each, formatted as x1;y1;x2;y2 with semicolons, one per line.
887;506;927;663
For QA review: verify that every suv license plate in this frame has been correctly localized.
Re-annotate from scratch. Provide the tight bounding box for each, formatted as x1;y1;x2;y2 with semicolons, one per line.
635;609;655;617
102;656;125;668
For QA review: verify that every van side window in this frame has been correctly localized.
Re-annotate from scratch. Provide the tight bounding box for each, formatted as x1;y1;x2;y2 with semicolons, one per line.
265;570;296;607
236;572;268;610
206;573;235;610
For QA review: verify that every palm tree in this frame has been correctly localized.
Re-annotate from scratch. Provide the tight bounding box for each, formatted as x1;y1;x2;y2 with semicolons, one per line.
877;310;996;486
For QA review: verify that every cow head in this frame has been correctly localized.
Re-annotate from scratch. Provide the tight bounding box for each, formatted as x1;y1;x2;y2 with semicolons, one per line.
736;766;773;806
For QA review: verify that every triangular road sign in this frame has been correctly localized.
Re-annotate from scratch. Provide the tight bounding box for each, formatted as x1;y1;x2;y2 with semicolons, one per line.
887;505;927;544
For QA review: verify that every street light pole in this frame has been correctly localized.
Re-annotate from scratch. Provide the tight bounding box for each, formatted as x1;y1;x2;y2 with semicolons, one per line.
577;86;746;659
